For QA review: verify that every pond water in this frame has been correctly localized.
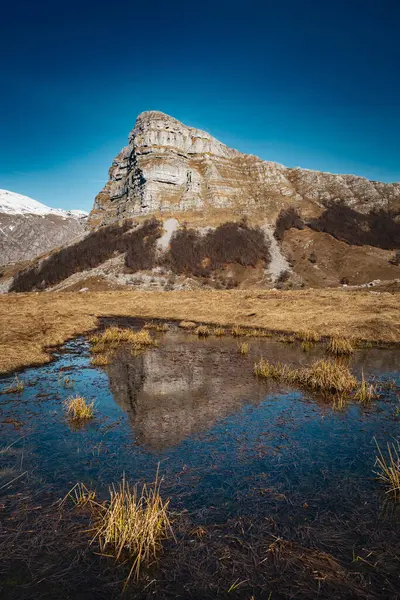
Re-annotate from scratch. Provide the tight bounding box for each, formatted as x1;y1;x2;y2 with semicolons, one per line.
0;321;399;599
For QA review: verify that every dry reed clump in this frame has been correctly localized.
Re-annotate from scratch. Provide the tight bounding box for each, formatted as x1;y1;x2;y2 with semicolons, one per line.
195;325;210;337
354;372;378;403
374;439;400;497
213;327;226;336
64;395;95;422
327;337;355;356
91;473;173;586
63;482;97;507
238;342;249;355
91;354;112;367
90;327;155;354
144;321;169;332
296;330;321;343
254;358;358;396
178;320;197;330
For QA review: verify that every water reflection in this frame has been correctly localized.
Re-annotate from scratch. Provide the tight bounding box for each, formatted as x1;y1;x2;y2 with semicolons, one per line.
106;331;400;450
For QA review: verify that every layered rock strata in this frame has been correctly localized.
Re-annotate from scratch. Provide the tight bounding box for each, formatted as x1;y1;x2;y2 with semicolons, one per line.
89;111;400;227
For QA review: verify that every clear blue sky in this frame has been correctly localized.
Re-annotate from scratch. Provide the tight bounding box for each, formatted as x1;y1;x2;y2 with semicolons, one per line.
1;0;399;211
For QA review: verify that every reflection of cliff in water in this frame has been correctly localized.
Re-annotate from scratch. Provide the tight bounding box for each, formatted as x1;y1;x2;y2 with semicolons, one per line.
106;339;270;451
106;332;400;451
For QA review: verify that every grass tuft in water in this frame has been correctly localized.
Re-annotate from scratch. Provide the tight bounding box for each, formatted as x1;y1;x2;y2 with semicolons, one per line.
238;342;249;355
327;337;354;356
91;354;113;367
144;321;168;332
254;358;358;396
374;439;400;497
3;376;24;394
65;395;95;422
354;371;378;403
295;330;321;343
91;472;173;586
213;327;226;336
63;482;97;507
195;325;210;337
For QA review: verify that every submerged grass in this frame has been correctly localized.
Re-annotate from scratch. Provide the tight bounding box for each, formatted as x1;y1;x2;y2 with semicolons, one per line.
91;473;173;586
2;376;24;394
354;371;378;403
327;337;355;356
374;439;400;497
64;395;95;422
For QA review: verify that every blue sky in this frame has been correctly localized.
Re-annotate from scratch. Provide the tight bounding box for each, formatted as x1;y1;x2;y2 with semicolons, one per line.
1;0;399;211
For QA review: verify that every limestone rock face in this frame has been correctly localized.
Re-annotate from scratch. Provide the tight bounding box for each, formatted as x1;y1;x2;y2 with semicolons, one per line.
89;111;400;227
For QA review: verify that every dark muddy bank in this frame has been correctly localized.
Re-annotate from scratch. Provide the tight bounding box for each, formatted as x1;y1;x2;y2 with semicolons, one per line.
0;322;399;599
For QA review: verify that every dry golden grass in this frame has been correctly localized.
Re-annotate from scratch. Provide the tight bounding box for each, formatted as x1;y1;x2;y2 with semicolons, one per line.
254;358;358;395
354;371;378;403
64;395;95;422
195;325;210;337
327;336;355;356
91;473;172;586
0;289;399;374
238;342;249;355
374;439;400;497
143;321;168;332
90;353;112;367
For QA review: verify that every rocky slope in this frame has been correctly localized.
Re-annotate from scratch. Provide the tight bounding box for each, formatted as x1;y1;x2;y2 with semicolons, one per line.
0;190;87;265
89;111;400;227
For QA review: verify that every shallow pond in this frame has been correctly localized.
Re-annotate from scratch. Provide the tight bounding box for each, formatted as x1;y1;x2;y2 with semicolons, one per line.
1;321;400;599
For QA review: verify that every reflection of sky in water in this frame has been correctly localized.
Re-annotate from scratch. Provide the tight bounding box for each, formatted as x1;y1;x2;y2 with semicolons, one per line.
0;331;399;527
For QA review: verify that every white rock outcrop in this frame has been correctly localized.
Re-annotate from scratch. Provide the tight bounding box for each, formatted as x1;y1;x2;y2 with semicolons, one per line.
89;111;400;227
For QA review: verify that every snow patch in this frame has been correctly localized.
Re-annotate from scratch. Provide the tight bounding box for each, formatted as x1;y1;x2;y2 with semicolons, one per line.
0;189;88;219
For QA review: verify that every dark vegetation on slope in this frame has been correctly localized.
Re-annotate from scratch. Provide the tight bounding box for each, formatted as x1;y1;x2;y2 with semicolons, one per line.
11;219;162;292
11;220;270;292
275;202;400;250
274;207;304;241
308;202;400;249
165;221;271;277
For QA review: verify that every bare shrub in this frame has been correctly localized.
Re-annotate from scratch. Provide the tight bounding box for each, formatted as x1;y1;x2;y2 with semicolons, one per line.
308;202;400;249
165;221;270;276
274;207;304;241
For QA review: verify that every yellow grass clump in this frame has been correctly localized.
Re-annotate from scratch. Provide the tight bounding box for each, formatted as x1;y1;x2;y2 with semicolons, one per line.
374;439;400;497
213;327;226;336
254;358;358;395
144;321;168;332
91;473;173;586
195;325;210;337
239;342;249;355
91;354;112;367
65;395;95;422
296;330;321;343
354;371;378;403
327;336;355;356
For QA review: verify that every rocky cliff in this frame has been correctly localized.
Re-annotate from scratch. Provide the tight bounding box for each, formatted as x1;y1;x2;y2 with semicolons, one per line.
89;111;400;227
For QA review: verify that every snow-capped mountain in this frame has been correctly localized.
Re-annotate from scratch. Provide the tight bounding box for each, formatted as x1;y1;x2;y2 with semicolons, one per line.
0;189;87;219
0;190;88;267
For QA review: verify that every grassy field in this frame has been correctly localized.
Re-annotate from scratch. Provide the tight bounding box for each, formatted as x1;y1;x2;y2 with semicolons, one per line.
0;289;399;374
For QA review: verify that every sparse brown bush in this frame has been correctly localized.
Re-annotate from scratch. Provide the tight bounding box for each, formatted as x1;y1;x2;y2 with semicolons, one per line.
165;221;270;276
274;207;304;241
308;202;400;249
